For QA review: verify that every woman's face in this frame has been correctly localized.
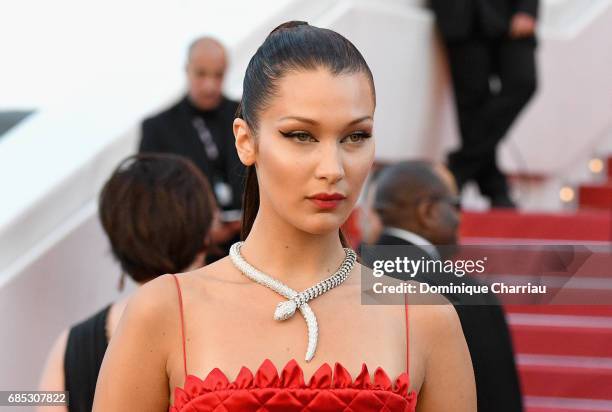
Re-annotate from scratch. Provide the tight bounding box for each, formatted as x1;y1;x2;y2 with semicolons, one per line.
252;68;375;235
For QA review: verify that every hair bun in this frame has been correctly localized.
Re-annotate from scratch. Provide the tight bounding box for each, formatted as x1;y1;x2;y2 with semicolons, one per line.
270;20;308;35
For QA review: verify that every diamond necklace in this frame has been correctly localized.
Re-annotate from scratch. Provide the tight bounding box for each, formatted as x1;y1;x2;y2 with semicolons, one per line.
228;241;357;362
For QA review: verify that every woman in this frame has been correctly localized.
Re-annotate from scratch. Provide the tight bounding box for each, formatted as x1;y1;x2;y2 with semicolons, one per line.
93;22;476;411
39;154;216;412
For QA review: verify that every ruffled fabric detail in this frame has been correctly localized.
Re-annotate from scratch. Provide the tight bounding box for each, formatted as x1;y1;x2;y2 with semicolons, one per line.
170;358;417;411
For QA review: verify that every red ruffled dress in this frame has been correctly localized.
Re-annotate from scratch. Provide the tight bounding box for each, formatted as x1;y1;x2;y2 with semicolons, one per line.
169;275;418;412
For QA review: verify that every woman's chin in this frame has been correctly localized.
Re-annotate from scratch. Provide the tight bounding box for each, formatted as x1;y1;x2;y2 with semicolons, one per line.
298;215;347;236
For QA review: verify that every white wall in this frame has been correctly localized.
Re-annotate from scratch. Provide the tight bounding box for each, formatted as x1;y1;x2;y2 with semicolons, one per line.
499;0;612;175
0;202;134;389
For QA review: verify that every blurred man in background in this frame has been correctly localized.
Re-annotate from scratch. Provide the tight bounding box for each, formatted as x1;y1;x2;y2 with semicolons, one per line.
139;37;243;261
431;0;539;208
373;161;461;254
367;160;523;412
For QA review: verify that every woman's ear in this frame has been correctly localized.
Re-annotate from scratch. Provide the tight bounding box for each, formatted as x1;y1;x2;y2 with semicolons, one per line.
234;118;256;166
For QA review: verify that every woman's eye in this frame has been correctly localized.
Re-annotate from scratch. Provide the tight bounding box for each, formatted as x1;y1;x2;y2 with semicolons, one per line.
343;132;372;143
294;132;312;142
280;131;315;142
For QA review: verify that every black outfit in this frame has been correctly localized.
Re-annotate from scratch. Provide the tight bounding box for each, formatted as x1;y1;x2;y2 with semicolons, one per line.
140;95;245;260
364;233;523;412
140;95;245;213
431;0;538;205
64;305;111;412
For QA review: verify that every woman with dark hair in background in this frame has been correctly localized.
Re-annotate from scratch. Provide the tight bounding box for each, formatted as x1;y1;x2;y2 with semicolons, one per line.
38;154;216;412
93;22;475;411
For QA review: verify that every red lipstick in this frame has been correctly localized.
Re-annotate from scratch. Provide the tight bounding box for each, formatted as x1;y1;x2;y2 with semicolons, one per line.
308;193;346;210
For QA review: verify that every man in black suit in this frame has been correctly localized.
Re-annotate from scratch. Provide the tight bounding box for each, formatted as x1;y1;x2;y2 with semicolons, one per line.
140;37;244;260
366;160;523;412
430;0;539;207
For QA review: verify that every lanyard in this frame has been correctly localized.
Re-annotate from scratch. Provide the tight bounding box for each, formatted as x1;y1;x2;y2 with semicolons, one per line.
192;117;219;160
191;116;233;207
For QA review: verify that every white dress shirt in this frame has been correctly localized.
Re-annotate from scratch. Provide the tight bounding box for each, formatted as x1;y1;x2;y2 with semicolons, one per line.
382;227;441;260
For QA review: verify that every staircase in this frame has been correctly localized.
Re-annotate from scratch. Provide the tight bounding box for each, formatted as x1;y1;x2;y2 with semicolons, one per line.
579;156;612;210
342;181;612;410
461;210;612;412
344;206;612;409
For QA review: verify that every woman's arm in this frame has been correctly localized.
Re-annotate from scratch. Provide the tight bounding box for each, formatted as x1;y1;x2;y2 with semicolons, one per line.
416;304;476;412
37;330;69;412
93;275;178;411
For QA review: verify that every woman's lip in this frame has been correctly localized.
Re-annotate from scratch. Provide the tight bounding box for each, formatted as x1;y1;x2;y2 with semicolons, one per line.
309;198;344;209
309;193;347;200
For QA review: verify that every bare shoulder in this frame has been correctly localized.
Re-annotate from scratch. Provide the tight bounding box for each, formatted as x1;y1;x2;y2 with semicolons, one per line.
153;258;242;311
121;274;185;333
38;329;70;396
408;301;463;354
93;275;182;411
130;274;178;310
408;302;476;410
410;302;461;333
50;328;69;361
177;256;246;290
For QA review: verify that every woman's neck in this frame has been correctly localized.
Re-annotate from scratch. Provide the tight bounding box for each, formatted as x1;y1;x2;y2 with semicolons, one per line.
239;208;348;290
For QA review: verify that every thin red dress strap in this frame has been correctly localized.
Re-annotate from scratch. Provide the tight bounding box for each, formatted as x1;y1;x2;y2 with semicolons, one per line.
171;274;188;378
404;292;410;376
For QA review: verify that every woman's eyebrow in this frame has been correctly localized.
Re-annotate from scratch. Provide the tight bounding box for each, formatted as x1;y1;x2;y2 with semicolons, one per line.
278;115;373;125
347;116;373;125
278;116;318;125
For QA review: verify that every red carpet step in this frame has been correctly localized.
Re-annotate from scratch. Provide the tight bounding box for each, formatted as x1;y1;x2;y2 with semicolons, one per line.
460;210;612;241
518;354;612;400
506;304;612;318
579;183;612;210
350;207;612;405
509;314;612;358
526;395;612;412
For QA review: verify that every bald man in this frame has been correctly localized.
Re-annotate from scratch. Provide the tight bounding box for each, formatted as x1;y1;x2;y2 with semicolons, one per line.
366;160;523;412
185;37;228;111
140;37;244;261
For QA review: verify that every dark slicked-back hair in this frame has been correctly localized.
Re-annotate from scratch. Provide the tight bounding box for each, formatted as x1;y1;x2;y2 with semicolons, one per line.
237;21;375;244
99;154;216;283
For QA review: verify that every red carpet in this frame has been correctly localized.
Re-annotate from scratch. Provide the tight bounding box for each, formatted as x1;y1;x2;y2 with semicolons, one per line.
460;210;612;241
506;304;612;317
463;210;612;411
579;183;612;210
519;360;612;400
344;208;612;410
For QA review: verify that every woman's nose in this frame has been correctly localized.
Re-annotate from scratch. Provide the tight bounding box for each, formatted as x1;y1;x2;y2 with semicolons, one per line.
314;141;345;183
